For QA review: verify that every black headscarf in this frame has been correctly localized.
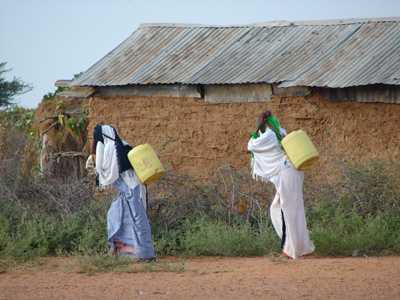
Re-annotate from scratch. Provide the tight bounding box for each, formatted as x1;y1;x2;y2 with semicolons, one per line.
92;124;133;174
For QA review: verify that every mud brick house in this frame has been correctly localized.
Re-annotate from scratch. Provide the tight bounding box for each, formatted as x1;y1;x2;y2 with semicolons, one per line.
55;18;400;180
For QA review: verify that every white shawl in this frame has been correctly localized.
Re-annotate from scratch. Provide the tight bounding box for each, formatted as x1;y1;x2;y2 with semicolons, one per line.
95;125;140;189
247;127;288;182
95;125;120;187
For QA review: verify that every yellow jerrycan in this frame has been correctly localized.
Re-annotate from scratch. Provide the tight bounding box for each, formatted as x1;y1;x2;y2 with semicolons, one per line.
281;130;319;171
128;144;165;184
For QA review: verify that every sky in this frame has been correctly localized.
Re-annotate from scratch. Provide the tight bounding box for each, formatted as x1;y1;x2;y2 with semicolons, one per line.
1;0;400;108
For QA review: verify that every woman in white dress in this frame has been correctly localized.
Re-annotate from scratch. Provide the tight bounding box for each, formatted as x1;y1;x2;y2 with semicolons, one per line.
248;111;314;259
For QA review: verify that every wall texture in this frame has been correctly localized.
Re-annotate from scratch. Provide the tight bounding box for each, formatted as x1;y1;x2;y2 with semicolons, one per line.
88;92;400;182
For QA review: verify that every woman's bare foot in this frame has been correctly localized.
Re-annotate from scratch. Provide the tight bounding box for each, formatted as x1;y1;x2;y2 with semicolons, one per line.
281;251;293;259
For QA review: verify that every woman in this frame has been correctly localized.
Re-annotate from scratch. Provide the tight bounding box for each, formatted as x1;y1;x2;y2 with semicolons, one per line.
248;111;314;259
91;124;155;261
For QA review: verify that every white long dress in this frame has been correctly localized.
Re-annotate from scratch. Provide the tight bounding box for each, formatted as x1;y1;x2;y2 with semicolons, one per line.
248;128;315;259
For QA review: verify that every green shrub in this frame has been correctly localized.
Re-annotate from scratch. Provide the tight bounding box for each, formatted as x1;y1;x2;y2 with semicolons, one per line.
0;216;10;252
180;217;280;256
339;161;400;216
0;199;109;260
1;160;400;260
77;220;108;255
154;227;185;256
309;201;400;256
5;218;53;259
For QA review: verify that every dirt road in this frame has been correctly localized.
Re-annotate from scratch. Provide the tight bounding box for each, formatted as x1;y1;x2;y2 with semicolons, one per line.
1;256;400;300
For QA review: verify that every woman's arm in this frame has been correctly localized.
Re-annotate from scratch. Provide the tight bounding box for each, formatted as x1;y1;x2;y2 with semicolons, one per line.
248;129;276;153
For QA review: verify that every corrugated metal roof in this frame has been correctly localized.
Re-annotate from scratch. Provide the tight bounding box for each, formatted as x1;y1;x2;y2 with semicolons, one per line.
73;18;400;88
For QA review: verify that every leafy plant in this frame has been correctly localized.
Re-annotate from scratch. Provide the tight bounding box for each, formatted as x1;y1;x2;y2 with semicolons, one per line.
1;160;400;261
65;116;87;137
0;106;36;137
0;62;31;108
43;87;67;102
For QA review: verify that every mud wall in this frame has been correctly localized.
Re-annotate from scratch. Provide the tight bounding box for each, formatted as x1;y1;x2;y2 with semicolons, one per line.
35;97;89;152
33;97;89;180
88;92;400;182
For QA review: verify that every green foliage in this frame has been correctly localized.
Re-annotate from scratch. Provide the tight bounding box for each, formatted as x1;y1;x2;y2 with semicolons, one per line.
305;160;400;256
339;161;400;216
0;200;107;261
0;106;36;137
180;218;280;256
0;105;40;178
309;203;400;256
154;226;185;256
65;115;87;137
42;86;67;102
1;199;399;260
42;72;83;102
0;160;400;261
50;99;88;140
0;62;32;108
76;202;108;255
0;216;10;253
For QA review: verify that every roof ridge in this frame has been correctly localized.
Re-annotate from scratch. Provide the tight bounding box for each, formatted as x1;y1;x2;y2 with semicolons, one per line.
138;23;249;28
139;17;400;29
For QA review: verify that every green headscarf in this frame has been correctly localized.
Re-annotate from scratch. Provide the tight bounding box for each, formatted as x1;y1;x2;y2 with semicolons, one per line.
249;114;283;159
250;114;283;142
266;115;283;142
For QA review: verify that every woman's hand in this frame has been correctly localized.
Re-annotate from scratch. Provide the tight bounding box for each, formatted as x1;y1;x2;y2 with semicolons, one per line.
85;154;95;171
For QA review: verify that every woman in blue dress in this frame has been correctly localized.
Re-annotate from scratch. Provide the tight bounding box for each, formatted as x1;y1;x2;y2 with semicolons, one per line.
91;124;155;261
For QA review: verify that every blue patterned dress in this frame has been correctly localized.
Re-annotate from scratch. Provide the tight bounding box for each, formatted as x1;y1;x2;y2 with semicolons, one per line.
107;177;155;259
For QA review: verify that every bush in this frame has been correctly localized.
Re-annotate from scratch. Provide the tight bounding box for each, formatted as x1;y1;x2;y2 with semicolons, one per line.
339;161;400;216
180;217;280;256
313;214;400;256
153;217;280;257
148;167;274;233
76;204;108;255
305;160;400;217
0;160;399;261
0;216;10;253
0;199;109;260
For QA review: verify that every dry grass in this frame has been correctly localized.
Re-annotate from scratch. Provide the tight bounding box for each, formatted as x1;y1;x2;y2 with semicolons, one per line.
77;256;186;275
